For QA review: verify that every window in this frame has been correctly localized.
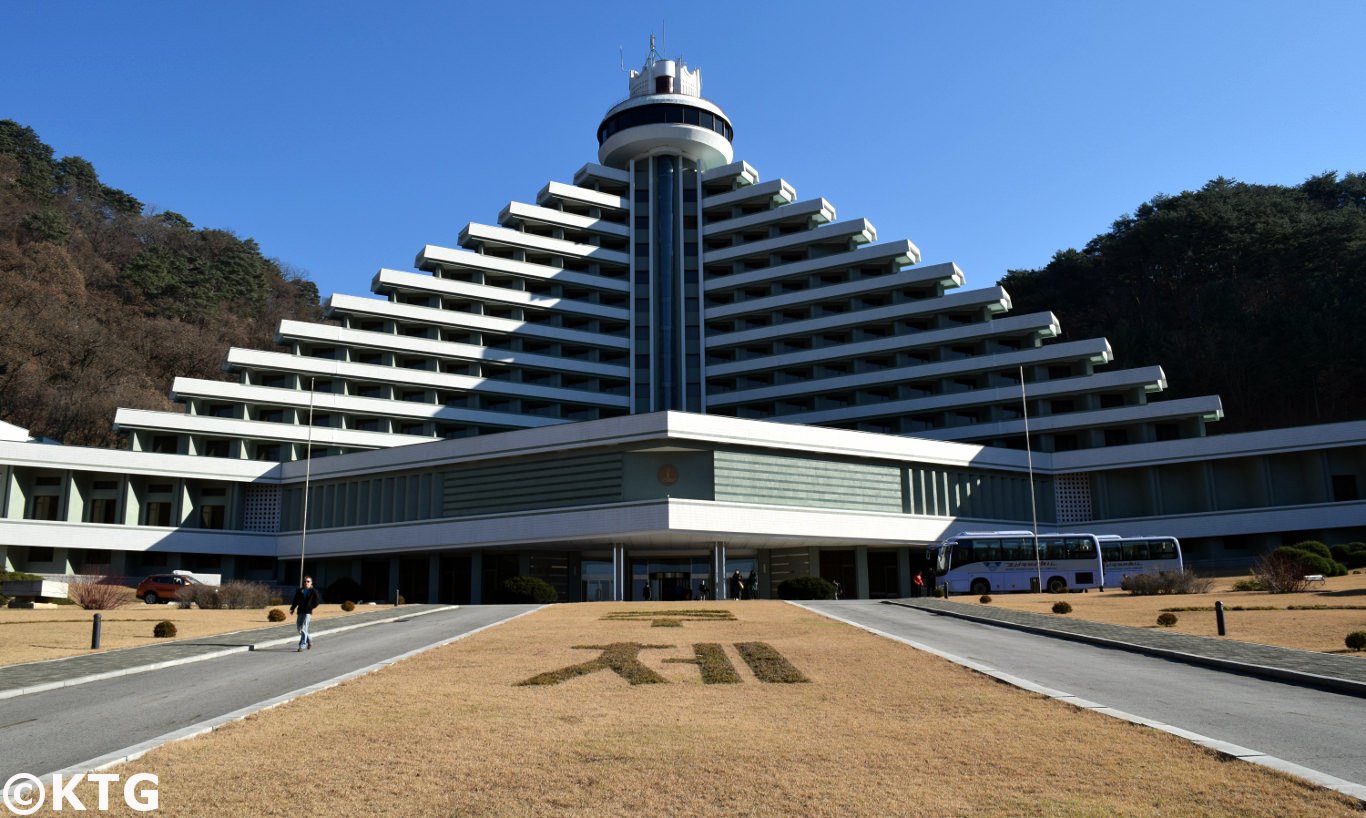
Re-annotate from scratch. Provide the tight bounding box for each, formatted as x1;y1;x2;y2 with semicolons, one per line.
144;502;173;527
27;546;55;562
89;498;118;524
30;495;60;520
200;505;226;530
1332;475;1359;502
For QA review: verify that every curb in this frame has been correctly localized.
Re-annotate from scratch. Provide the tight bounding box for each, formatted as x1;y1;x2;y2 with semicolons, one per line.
881;599;1366;699
0;605;460;701
793;602;1366;805
36;606;545;784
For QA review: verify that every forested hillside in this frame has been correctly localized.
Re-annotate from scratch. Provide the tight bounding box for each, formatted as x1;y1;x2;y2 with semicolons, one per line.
0;120;321;447
1000;174;1366;434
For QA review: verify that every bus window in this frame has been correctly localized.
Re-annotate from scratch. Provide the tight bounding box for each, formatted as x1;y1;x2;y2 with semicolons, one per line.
1151;539;1176;560
1124;541;1150;560
1066;538;1096;559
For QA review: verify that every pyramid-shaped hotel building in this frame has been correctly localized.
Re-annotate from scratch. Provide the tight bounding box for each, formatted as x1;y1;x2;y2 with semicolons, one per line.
2;47;1363;602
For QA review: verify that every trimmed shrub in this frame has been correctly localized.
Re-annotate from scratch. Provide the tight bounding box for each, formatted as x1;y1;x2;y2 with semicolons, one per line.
1051;601;1072;615
1290;541;1331;561
396;593;406;605
326;577;364;605
1270;547;1345;579
1346;631;1366;651
979;595;992;604
267;608;286;622
217;581;274;609
1347;550;1366;570
932;586;947;598
1231;577;1265;592
1330;544;1351;563
153;620;177;638
340;600;356;612
497;576;558;604
1156;612;1179;627
1120;570;1214;595
776;576;837;601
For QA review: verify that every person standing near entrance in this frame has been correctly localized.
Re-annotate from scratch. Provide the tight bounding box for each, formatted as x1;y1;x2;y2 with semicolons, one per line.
642;580;651;601
913;571;925;597
746;569;758;599
699;580;709;600
729;570;743;600
290;575;320;652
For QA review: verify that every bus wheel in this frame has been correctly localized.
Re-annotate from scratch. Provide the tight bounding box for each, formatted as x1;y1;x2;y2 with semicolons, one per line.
970;579;990;596
1047;576;1067;594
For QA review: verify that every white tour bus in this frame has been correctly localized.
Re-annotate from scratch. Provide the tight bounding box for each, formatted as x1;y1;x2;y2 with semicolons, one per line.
1097;535;1184;588
927;530;1106;596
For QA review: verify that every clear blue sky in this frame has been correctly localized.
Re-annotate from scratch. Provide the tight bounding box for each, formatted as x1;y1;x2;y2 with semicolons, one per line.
4;1;1362;302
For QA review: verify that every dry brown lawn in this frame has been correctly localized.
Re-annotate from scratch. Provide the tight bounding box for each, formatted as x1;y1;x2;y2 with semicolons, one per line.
69;601;1358;817
0;603;366;666
981;571;1366;655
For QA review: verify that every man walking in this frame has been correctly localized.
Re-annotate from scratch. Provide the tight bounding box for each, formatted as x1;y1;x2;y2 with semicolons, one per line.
290;575;320;652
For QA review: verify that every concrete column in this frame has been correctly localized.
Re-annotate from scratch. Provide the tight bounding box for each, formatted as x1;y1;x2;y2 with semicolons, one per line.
178;480;195;527
712;543;727;599
107;550;129;581
428;553;440;604
1;545;12;572
758;549;772;599
611;545;625;602
220;555;237;583
897;548;912;598
855;546;869;600
4;468;25;520
64;473;84;523
121;478;140;526
469;551;483;605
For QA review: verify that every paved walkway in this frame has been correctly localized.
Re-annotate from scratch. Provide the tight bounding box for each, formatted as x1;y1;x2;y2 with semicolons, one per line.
0;604;455;699
886;598;1366;696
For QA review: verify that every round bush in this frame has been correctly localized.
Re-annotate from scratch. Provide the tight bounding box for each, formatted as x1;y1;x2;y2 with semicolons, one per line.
152;620;177;638
497;576;558;604
1346;631;1366;651
1347;551;1366;570
1290;540;1332;561
267;608;286;622
932;586;947;598
776;575;837;600
341;600;356;612
1272;547;1345;577
1156;612;1179;627
979;594;992;604
1051;601;1073;615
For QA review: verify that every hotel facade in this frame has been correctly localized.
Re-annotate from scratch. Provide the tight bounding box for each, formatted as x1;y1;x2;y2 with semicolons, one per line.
4;49;1365;602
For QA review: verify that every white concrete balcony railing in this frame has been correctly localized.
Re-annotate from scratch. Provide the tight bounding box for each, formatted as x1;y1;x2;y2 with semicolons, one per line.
274;320;627;379
707;309;1055;377
535;180;627;212
169;378;573;428
222;348;631;408
571;163;630;188
773;366;1169;426
702;178;795;211
707;338;1114;407
705;261;967;321
703;218;876;265
706;282;998;350
324;294;629;350
498;201;630;238
703;240;921;294
700;160;759;189
702;198;836;238
416;244;629;293
371;269;628;321
112;408;442;449
912;395;1227;442
459;223;629;266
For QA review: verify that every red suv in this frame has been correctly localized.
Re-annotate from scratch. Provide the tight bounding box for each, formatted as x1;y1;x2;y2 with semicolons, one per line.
135;574;203;604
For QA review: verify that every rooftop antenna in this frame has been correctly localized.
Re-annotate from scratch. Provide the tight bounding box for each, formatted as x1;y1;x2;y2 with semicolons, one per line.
619;46;625;72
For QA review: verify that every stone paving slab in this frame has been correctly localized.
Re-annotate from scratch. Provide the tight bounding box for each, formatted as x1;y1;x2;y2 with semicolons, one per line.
0;604;455;698
886;598;1366;696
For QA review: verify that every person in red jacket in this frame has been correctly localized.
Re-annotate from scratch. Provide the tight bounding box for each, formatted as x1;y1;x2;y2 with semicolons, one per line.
289;576;320;652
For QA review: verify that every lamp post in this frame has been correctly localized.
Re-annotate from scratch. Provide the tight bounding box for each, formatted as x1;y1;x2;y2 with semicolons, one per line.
1020;366;1042;593
298;377;315;588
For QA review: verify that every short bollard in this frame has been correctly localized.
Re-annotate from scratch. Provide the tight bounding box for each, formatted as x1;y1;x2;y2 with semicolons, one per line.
1215;600;1226;636
91;613;103;649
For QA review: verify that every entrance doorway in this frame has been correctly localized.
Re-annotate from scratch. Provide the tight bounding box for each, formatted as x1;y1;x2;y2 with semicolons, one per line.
650;571;691;601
